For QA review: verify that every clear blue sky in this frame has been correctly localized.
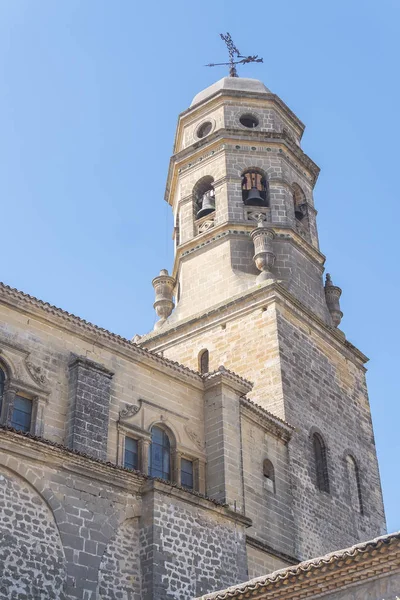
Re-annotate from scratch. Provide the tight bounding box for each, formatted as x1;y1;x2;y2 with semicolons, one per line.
0;1;398;532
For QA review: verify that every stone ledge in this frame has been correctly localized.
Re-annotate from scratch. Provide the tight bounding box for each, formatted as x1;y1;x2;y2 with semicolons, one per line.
141;281;368;369
0;426;239;512
141;479;253;529
246;535;299;565
240;398;293;441
69;355;114;378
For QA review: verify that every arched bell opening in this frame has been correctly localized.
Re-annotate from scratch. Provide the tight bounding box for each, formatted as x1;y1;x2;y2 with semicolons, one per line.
242;169;269;207
193;176;215;220
292;183;310;236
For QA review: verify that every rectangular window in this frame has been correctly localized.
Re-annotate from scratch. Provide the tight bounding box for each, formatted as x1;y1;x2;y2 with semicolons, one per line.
181;458;194;490
11;396;32;433
124;437;138;470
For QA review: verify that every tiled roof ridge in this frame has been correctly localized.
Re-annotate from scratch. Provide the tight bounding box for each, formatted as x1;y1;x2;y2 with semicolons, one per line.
240;397;294;430
0;425;226;507
203;365;253;389
196;531;400;599
0;281;202;382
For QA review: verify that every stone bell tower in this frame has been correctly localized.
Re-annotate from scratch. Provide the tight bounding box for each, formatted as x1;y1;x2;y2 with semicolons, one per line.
157;76;330;327
141;76;386;562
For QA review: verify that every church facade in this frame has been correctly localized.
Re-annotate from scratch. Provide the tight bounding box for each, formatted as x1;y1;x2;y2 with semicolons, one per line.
0;74;392;600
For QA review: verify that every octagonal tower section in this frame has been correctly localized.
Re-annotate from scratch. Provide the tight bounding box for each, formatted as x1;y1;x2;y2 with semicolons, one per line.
165;76;329;326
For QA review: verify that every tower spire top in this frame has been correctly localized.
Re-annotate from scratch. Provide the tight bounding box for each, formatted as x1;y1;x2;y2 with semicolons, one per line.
205;32;263;77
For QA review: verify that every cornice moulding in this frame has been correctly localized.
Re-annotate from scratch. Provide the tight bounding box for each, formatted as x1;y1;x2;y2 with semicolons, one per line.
178;91;305;134
166;131;319;204
240;398;293;441
0;427;235;513
203;367;253;395
171;223;325;282
246;535;299;566
141;282;368;369
0;282;204;389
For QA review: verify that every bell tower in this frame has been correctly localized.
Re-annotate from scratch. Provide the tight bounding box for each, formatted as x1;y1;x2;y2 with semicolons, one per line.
141;75;386;565
160;76;330;327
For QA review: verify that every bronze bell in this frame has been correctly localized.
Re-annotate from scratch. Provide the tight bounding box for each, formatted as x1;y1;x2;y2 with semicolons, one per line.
295;203;307;221
197;189;215;219
244;186;265;206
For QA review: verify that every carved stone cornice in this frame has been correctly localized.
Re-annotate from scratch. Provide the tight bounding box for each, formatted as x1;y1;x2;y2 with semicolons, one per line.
171;221;326;283
141;281;368;370
240;398;293;442
0;282;204;389
203;366;253;396
166;130;319;206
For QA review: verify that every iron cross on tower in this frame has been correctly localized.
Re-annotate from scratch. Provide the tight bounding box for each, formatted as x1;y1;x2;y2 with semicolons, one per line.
206;33;263;77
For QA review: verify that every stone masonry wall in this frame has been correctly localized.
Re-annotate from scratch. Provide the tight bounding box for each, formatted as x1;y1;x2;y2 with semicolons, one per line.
277;307;386;559
67;356;114;460
0;431;249;600
241;418;295;560
140;490;248;599
204;378;245;512
246;545;291;581
0;465;66;599
97;518;141;600
0;299;206;470
152;294;386;562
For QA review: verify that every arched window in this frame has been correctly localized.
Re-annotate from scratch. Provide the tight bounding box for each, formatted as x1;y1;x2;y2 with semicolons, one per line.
263;458;275;493
0;367;5;418
346;455;363;514
194;176;215;220
242;170;268;206
313;432;330;493
199;349;209;374
149;426;171;481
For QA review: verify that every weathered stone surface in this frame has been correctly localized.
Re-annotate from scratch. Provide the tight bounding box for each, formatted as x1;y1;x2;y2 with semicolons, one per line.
0;466;65;599
97;518;141;600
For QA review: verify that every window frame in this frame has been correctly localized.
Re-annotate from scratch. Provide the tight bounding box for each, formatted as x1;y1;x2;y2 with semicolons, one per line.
263;458;276;493
10;393;33;433
180;456;194;490
312;432;330;494
149;425;172;482
345;454;364;515
117;418;205;494
123;435;139;471
199;349;209;375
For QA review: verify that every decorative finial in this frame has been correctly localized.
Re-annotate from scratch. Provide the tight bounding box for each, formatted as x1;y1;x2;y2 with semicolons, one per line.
152;269;175;330
324;273;343;328
205;33;263;78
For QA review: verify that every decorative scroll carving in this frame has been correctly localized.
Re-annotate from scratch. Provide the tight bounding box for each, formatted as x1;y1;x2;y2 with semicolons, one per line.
119;401;142;420
25;360;48;386
198;219;215;234
185;425;205;451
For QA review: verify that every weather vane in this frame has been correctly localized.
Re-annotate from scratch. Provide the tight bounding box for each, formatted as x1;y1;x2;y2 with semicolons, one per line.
205;33;263;78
